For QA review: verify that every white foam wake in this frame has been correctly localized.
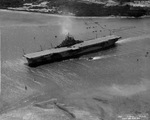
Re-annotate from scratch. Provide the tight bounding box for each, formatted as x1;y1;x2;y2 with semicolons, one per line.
117;34;150;44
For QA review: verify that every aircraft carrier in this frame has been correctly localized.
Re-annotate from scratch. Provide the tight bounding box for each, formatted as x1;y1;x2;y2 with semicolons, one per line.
24;34;121;67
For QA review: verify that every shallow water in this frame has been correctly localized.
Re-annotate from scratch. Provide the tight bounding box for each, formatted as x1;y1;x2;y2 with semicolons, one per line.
0;10;150;119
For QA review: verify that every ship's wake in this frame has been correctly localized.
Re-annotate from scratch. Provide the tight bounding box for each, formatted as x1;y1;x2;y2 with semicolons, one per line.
117;34;150;44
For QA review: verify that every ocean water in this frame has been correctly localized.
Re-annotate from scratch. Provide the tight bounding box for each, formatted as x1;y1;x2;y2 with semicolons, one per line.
0;10;150;120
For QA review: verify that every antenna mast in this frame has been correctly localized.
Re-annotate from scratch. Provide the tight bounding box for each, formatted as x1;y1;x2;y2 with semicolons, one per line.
40;45;43;51
22;49;26;55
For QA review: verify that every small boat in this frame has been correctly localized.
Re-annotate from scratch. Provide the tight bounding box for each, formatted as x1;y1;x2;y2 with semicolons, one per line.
24;34;121;67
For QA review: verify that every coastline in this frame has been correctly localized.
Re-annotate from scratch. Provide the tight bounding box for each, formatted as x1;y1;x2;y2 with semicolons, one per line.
1;8;150;19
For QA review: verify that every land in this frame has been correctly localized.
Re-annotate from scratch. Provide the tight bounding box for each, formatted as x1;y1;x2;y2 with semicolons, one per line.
0;0;150;17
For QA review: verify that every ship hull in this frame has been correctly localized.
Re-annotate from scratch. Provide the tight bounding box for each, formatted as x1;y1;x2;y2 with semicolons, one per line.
26;38;118;67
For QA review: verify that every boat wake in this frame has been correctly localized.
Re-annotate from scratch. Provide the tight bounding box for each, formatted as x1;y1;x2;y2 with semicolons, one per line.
117;34;150;44
87;55;114;61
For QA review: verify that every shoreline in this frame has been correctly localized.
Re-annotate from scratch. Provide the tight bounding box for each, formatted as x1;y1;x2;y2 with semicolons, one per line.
1;8;150;19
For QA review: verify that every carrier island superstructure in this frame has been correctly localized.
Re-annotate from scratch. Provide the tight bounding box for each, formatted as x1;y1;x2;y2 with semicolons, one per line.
24;34;121;67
